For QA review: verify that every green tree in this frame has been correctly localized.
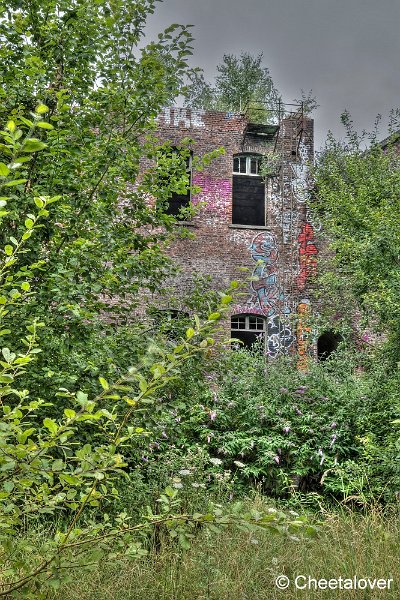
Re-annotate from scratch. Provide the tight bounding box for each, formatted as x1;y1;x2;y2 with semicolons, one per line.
185;52;281;122
0;0;208;398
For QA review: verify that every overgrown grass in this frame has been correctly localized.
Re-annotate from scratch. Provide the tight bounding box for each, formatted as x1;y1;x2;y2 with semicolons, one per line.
53;499;399;599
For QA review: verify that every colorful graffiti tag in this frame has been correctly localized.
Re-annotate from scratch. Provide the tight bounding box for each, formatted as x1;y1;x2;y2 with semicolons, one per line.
297;222;318;291
249;232;294;356
297;300;311;370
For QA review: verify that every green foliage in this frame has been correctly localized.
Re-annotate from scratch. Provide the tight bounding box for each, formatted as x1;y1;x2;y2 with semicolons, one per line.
130;344;399;505
0;0;208;404
313;114;400;362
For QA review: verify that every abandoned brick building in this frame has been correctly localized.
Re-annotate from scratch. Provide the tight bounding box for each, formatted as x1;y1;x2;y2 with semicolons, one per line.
149;105;325;364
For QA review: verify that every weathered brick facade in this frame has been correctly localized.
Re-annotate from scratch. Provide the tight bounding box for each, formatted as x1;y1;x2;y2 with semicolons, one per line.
148;107;316;362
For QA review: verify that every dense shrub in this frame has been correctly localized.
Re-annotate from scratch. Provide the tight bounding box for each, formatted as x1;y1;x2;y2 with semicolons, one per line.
128;344;400;504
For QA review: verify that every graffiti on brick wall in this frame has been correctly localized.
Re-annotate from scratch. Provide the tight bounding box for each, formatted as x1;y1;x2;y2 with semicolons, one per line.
297;223;318;291
250;232;280;316
297;299;311;370
249;232;294;356
291;141;309;204
158;107;205;129
267;315;294;357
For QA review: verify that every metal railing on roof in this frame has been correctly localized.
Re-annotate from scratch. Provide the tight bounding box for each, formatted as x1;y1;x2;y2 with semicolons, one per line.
243;100;305;125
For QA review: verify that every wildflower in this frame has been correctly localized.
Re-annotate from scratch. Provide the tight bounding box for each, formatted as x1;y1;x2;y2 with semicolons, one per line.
179;469;191;476
273;455;280;464
234;460;245;468
209;457;223;466
173;482;183;489
209;410;217;421
330;434;337;448
330;422;337;429
161;431;168;439
283;426;291;433
280;387;289;394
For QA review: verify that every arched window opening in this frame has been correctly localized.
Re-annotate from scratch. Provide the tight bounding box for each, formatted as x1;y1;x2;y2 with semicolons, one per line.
231;314;266;350
317;331;343;361
232;154;265;226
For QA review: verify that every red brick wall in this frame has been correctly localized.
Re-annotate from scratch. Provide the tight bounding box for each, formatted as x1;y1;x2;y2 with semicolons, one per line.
145;107;316;361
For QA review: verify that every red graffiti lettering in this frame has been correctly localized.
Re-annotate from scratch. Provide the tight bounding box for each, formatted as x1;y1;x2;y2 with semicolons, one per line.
297;223;318;291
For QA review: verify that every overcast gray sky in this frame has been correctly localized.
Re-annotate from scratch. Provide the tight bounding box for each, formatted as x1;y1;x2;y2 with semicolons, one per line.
146;0;400;149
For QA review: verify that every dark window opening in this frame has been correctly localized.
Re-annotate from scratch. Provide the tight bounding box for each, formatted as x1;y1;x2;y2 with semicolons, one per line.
166;188;191;217
317;331;343;361
232;154;265;226
150;308;190;340
231;314;266;350
161;148;192;218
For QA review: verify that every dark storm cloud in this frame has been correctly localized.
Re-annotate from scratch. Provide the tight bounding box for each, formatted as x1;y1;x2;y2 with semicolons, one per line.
146;0;400;148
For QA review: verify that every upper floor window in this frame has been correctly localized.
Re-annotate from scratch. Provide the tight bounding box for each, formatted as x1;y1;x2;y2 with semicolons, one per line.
232;153;265;226
233;155;262;175
165;149;192;218
157;146;192;219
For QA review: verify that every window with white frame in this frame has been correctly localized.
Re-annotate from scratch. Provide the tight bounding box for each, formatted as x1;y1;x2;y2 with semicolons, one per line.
232;154;265;226
231;314;266;349
233;155;262;175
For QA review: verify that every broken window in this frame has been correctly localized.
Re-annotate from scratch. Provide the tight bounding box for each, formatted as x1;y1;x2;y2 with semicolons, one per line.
232;154;265;226
157;147;193;218
231;314;266;349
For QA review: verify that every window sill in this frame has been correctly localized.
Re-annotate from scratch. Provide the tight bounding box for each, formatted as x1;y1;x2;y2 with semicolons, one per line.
229;224;272;230
232;172;263;177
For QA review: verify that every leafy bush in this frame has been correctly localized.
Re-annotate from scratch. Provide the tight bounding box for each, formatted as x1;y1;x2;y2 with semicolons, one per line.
135;344;400;504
